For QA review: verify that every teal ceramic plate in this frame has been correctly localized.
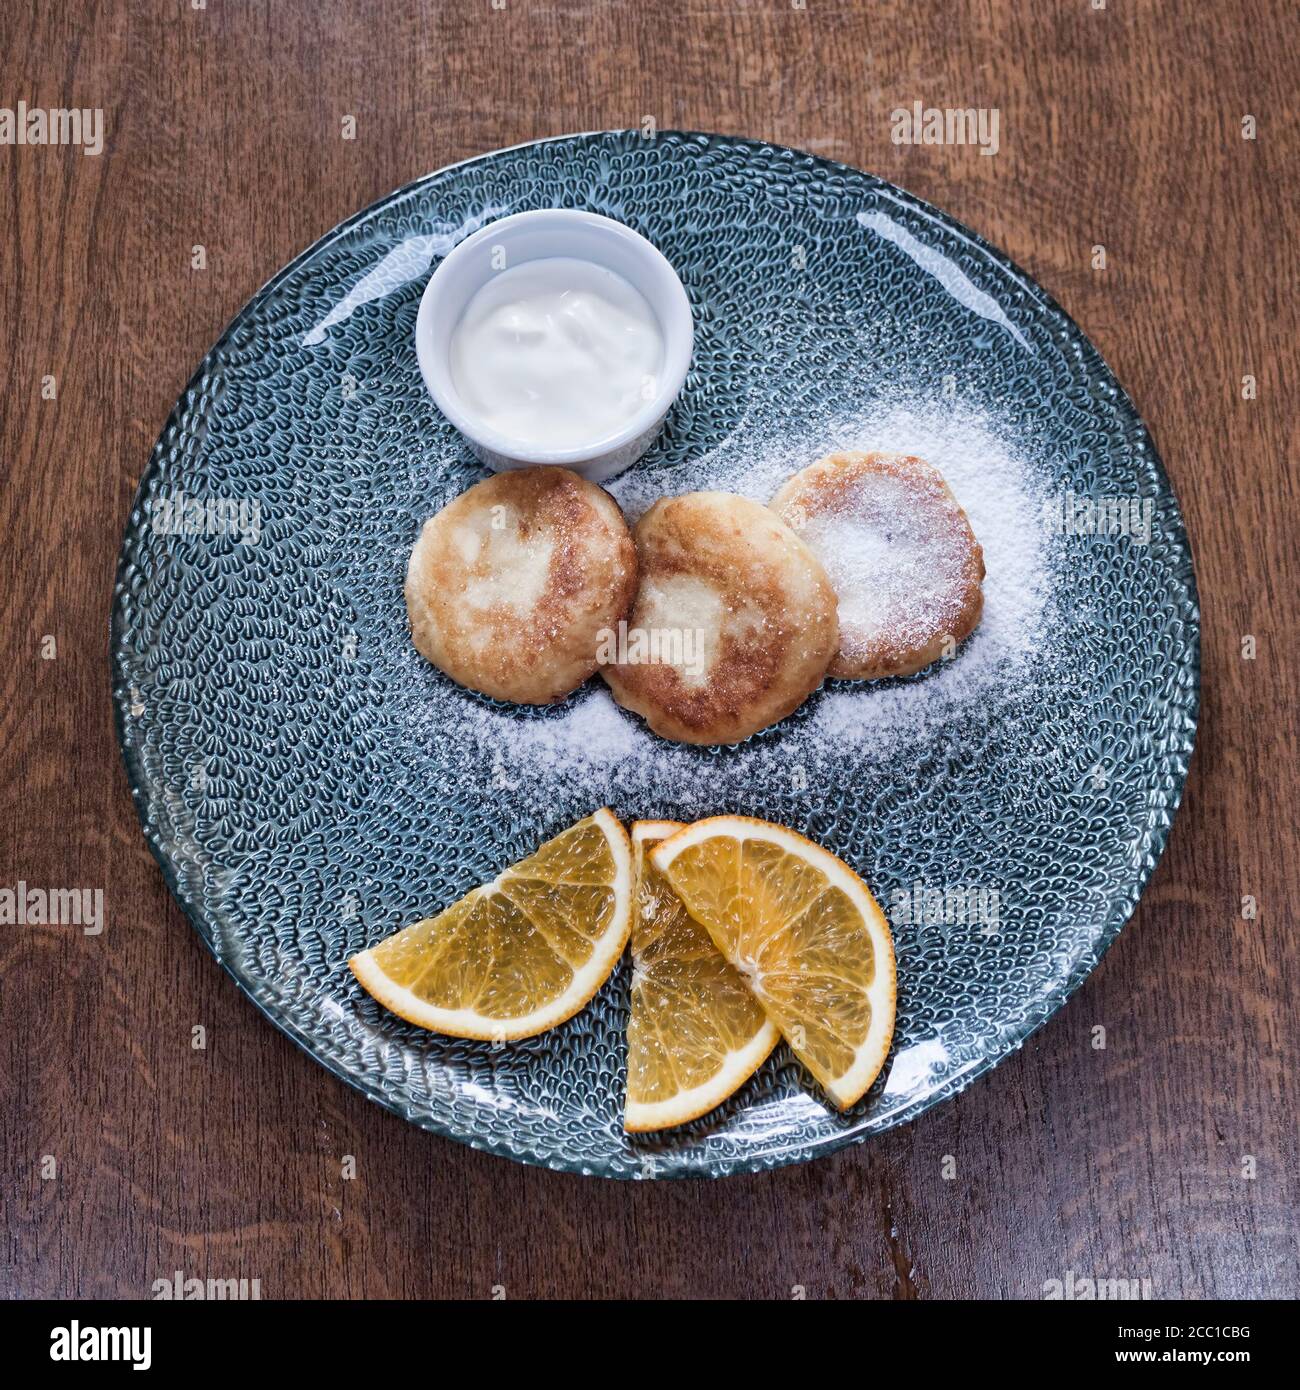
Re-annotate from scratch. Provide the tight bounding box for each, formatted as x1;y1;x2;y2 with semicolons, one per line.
111;132;1198;1177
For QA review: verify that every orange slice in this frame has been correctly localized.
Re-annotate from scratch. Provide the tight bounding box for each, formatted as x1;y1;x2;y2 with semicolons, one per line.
349;808;632;1041
625;821;780;1132
651;816;896;1108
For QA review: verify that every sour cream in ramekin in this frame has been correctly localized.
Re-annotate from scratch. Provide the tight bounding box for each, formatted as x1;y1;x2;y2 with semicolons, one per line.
448;258;665;453
415;210;693;483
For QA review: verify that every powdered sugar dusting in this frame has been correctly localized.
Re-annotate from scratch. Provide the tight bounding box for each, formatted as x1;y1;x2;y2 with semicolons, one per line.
390;394;1068;810
789;462;978;665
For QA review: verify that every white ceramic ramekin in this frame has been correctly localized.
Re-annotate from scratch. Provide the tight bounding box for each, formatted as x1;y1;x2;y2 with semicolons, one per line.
415;209;693;484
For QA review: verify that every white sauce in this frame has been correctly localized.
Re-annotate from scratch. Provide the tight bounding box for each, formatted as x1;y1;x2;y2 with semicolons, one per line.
448;257;665;451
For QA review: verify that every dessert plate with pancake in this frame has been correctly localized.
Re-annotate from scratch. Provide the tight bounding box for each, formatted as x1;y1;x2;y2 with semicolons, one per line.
112;132;1198;1177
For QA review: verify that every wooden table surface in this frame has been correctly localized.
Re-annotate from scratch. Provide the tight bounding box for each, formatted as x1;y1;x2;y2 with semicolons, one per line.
3;0;1297;1300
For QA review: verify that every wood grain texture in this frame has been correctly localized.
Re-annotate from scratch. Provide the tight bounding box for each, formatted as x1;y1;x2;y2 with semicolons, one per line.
2;0;1297;1300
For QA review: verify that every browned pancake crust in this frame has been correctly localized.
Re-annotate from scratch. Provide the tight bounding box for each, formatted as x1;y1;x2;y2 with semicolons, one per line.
406;467;637;704
771;451;985;680
601;492;839;744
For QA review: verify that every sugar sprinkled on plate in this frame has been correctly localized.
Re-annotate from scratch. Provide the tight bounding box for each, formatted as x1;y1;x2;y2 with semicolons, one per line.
390;394;1066;811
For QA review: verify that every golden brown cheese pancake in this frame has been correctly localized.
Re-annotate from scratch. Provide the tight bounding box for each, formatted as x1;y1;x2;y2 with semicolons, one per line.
601;492;839;744
406;466;637;704
770;451;984;681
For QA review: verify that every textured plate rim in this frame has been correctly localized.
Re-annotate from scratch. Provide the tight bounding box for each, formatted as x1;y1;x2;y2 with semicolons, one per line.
110;130;1201;1179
